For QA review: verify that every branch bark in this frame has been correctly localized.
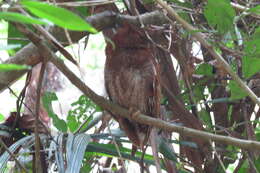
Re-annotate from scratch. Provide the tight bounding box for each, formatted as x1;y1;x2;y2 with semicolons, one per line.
50;50;260;151
15;21;260;153
0;10;167;92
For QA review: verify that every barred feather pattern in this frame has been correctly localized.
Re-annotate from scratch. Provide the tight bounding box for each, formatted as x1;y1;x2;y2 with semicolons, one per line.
105;24;161;147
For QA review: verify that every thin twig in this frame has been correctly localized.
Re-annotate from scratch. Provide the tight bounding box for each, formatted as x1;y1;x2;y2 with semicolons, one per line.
48;49;260;151
74;110;95;134
7;86;51;136
18;8;78;66
210;140;226;172
107;123;127;173
14;17;260;156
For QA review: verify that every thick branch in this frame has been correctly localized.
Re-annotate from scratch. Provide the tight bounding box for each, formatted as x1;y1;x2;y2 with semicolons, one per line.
50;51;260;151
15;21;260;151
0;10;167;92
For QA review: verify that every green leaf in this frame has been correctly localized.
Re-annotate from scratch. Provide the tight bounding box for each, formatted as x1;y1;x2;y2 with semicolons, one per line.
67;95;101;133
86;143;154;164
42;92;58;118
0;113;4;122
8;23;29;55
195;63;214;76
204;0;235;34
244;27;260;58
193;84;205;102
228;80;248;100
21;0;97;33
238;160;248;173
0;64;31;72
53;118;67;132
199;109;212;129
42;92;67;132
0;12;48;25
67;114;79;132
0;44;21;50
242;27;260;78
242;57;260;78
255;156;260;171
248;5;260;14
80;164;91;173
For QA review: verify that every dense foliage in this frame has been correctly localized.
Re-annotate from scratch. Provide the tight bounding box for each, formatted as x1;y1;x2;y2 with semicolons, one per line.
0;0;260;172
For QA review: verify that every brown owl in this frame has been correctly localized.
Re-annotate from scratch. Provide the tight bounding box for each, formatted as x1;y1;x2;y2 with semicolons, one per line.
104;23;161;148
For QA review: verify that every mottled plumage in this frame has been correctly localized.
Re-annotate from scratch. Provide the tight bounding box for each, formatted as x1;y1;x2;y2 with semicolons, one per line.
105;24;161;147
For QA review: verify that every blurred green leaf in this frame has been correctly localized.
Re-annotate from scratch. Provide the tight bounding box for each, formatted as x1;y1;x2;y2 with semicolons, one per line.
193;84;205;102
76;6;90;18
204;0;235;34
80;164;91;173
199;109;212;129
42;92;58;117
21;0;97;33
255;156;260;171
0;113;4;122
195;63;214;76
86;143;154;164
228;80;248;100
53;118;67;132
67;95;101;133
0;12;48;25
242;27;260;78
67;114;79;132
248;5;260;14
8;23;29;55
42;92;67;132
0;64;31;72
242;57;260;78
238;160;248;173
244;27;260;58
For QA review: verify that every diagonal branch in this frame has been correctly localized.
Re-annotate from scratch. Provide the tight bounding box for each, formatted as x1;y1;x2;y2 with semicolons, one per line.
155;0;260;107
0;10;167;92
50;49;260;151
14;16;260;153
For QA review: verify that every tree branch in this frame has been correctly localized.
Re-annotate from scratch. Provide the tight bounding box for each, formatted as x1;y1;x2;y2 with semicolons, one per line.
0;10;167;92
15;21;260;151
155;0;260;107
50;49;260;151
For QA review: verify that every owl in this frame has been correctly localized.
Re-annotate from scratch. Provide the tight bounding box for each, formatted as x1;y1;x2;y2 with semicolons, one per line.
104;23;161;148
